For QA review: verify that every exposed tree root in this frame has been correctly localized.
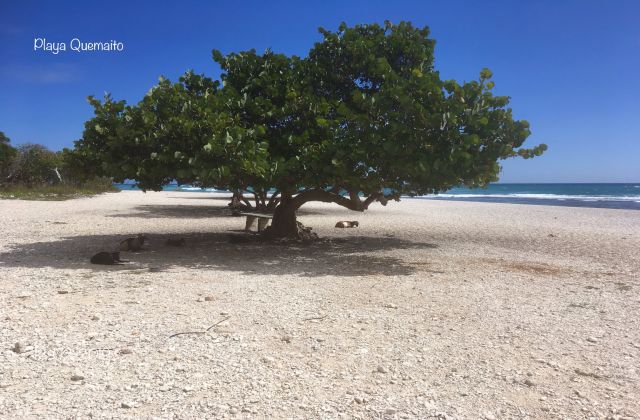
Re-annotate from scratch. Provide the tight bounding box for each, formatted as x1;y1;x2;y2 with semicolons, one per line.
261;221;319;243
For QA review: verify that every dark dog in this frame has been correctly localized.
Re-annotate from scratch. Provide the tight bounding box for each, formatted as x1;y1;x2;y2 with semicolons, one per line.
166;238;186;247
335;221;359;228
90;251;128;265
119;234;147;252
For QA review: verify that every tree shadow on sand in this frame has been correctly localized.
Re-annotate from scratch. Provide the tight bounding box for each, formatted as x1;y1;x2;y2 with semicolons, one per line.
0;233;437;277
106;204;330;219
167;195;234;201
107;205;230;219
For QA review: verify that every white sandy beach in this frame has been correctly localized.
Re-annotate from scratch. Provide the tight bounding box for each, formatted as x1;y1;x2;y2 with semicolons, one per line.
0;190;639;419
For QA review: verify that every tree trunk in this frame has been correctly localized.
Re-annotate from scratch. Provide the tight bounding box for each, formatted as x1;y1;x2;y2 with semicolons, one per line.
230;190;243;206
228;190;251;215
265;195;299;238
263;192;317;240
261;186;388;240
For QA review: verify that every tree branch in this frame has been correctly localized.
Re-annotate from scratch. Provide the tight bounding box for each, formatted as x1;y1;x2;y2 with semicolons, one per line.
348;190;360;205
267;189;280;205
259;191;267;208
289;188;388;212
267;190;280;210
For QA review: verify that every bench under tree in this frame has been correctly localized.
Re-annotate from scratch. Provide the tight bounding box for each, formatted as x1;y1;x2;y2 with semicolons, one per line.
240;212;273;232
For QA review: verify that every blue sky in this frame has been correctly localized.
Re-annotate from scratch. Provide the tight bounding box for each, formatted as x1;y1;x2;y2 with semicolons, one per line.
1;0;638;182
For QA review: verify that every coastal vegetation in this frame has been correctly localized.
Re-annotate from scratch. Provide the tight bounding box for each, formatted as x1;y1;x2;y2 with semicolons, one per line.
70;21;546;238
0;131;17;178
0;132;117;200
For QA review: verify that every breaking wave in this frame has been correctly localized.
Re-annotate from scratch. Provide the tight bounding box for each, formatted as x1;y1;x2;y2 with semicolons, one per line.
422;193;640;202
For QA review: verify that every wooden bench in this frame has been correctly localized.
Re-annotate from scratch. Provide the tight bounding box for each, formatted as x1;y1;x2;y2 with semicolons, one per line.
240;212;273;232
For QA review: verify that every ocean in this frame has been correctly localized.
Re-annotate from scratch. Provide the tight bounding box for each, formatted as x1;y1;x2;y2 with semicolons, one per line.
416;183;640;210
114;183;640;211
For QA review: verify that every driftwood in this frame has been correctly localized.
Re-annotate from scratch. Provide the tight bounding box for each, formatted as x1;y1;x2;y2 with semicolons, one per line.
302;314;328;322
169;316;231;338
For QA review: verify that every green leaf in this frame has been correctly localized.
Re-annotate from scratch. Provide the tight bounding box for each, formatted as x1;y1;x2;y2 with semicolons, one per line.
480;68;493;80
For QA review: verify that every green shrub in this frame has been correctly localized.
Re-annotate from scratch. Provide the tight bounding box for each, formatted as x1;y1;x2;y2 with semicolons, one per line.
0;136;118;200
0;177;118;200
5;143;62;186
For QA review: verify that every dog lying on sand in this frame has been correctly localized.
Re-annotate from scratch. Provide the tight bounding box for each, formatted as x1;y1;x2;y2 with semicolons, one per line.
166;238;185;246
89;234;147;265
335;221;359;228
90;251;128;265
119;234;147;252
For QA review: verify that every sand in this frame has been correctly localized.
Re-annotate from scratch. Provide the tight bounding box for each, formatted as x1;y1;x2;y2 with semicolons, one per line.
1;190;639;419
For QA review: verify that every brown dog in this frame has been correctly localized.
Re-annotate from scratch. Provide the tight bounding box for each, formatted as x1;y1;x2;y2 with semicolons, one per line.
335;221;359;228
119;234;147;252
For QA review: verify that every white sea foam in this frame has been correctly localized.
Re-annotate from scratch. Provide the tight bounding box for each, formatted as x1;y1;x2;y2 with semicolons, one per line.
178;187;223;192
417;193;640;202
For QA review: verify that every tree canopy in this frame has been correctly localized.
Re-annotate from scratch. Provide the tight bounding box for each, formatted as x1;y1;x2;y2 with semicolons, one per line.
71;21;546;237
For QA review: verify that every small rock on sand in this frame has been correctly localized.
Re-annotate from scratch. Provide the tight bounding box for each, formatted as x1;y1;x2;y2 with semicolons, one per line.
12;342;25;354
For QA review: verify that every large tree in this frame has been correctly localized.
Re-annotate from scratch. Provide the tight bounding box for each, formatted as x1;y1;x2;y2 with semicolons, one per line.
73;21;546;238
